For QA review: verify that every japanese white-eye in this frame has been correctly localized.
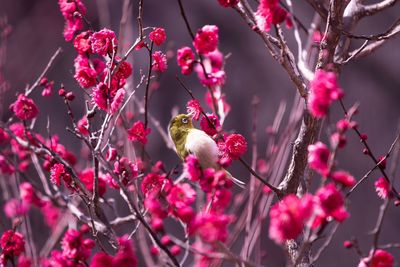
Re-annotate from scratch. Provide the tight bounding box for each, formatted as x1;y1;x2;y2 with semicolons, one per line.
168;114;245;187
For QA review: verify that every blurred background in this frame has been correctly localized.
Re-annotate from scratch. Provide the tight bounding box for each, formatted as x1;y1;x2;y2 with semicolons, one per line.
1;0;400;266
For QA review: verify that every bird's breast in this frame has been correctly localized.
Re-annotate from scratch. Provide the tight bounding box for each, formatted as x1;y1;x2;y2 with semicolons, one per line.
185;129;219;169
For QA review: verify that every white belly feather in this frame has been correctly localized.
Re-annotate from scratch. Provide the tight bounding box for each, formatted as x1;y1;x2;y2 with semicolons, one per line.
185;129;219;169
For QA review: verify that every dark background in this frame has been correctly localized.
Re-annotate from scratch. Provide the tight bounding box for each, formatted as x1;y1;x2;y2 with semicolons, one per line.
1;0;400;266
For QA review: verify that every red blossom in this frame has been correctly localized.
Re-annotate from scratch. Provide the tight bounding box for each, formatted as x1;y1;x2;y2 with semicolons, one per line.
358;249;394;267
152;51;168;72
255;0;288;32
186;99;203;121
167;183;196;209
218;0;239;7
90;28;117;56
184;155;203;181
4;199;29;218
269;194;314;244
77;116;89;136
61;229;94;263
195;50;226;87
308;70;344;118
177;46;195;75
10;94;39;120
308;141;330;176
141;173;171;196
92;82;109;110
200;113;221;136
74;55;97;88
315;183;349;223
115;60;133;80
375;177;390;199
149;27;167;46
90;252;114;267
127;121;151;145
0;230;25;265
113;236;137;267
110;88;125;114
224;133;247;159
331;170;356;187
189;212;232;243
19;182;43;207
79;168;107;197
50;163;66;186
73;31;92;54
193;25;219;54
40;200;60;229
113;157;139;186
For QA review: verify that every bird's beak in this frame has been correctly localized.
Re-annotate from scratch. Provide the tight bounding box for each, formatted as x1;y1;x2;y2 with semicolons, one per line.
187;111;195;118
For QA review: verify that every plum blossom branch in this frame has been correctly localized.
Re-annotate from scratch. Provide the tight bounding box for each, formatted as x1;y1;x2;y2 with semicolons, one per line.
25;47;62;96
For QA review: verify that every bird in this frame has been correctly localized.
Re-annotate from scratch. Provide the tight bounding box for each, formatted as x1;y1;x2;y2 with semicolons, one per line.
168;113;245;187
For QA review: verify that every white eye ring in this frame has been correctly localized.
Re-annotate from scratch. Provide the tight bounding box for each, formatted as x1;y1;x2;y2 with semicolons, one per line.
181;118;188;124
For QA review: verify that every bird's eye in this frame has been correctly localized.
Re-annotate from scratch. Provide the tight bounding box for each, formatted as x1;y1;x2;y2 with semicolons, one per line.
181;118;188;124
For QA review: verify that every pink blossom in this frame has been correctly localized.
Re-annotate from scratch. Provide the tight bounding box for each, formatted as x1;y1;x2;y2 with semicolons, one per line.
58;0;86;41
256;0;288;32
40;200;60;229
330;132;347;148
20;182;43;206
218;0;239;7
308;141;330;176
315;183;349;223
189;212;232;243
63;18;84;42
18;255;32;267
177;46;195;75
90;28;117;56
77;116;89;136
106;147;118;161
41;81;54;97
269;194;314;244
74;55;97;88
193;25;219;54
0;128;10;144
113;157;139;186
207;188;232;213
50;163;66;186
145;193;168;219
0;155;15;174
115;60;132;80
110;88;125;114
195;50;226;87
127;120;151;145
200;113;221;136
375;177;390;199
187;99;203;121
0;230;25;266
141;173;171;196
74;31;92;54
90;252;114;267
61;229;94;263
79;168;107;197
184;155;203;181
224;133;247;159
152;51;167;72
331;170;356;187
92;82;109;110
10;94;39;120
167;183;196;211
4;199;29;218
358;249;394;267
308;70;344;118
149;28;167;46
114;236;137;267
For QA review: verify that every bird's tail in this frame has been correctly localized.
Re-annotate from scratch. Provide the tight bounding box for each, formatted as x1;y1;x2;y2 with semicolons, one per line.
224;169;246;189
